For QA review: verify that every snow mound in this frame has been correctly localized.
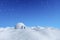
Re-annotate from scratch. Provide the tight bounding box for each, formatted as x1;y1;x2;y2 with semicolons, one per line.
0;23;60;40
15;23;25;29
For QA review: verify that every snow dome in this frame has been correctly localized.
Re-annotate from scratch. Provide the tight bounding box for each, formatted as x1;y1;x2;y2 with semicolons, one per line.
15;22;25;29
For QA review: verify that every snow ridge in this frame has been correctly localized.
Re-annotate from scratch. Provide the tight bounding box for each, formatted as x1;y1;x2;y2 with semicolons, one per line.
0;23;60;40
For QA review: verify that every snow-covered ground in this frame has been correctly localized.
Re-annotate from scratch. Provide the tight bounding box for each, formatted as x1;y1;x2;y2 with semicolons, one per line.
0;23;60;40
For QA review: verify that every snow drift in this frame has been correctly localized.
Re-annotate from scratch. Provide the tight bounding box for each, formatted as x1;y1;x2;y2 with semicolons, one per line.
0;23;60;40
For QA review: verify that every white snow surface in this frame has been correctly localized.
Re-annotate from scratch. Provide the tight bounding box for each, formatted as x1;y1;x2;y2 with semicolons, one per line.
0;23;60;40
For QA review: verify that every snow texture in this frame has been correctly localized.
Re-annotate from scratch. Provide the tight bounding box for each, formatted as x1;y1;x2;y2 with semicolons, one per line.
0;23;60;40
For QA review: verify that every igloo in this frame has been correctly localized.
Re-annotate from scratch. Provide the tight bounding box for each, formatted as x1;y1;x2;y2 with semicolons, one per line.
15;23;25;29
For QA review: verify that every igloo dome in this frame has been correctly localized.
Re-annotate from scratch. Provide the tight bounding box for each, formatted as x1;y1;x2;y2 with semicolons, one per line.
15;23;25;29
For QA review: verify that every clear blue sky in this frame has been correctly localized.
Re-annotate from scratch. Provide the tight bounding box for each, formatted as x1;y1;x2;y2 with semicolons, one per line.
0;0;60;28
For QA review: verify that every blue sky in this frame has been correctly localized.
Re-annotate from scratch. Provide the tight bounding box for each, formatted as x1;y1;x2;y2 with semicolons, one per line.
0;0;60;28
